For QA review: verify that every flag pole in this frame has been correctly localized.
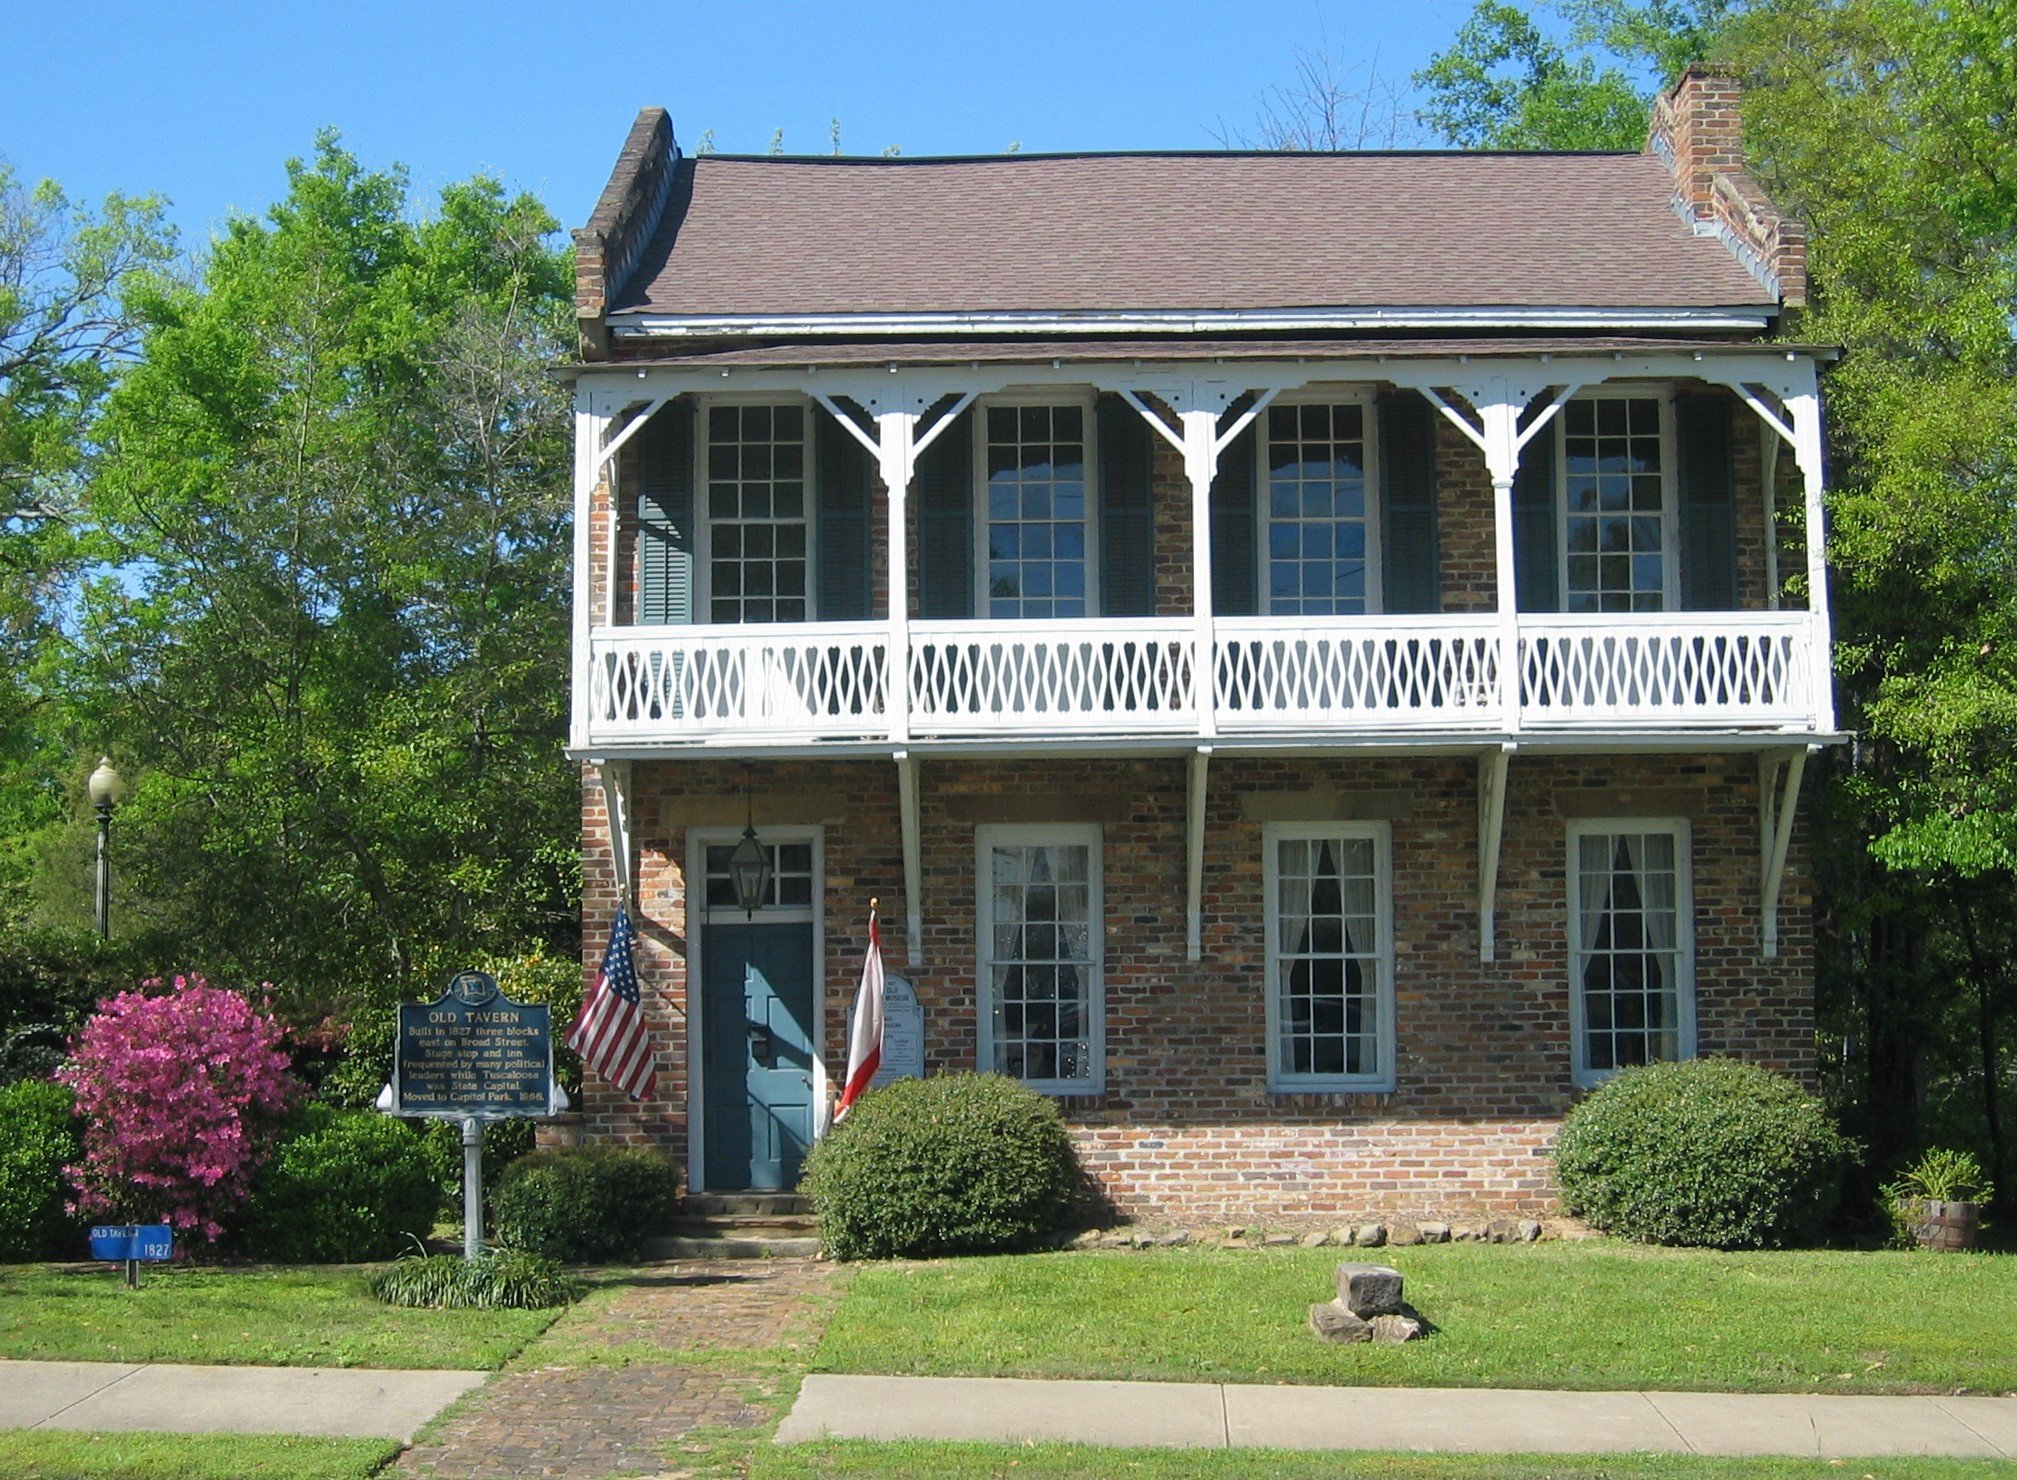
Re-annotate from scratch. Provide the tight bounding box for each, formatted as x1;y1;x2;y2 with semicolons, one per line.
836;897;887;1122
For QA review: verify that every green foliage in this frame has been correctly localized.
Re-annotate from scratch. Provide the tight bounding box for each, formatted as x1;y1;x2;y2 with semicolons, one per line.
1554;1059;1853;1248
0;1078;82;1260
366;1249;582;1309
62;132;578;1013
1880;1146;1996;1246
240;1106;441;1262
488;1144;678;1262
802;1073;1079;1261
1415;1;1651;149
0;925;154;1083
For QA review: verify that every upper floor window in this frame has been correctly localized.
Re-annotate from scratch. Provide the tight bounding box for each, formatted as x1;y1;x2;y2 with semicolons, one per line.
1263;822;1395;1092
704;403;809;624
1568;819;1695;1085
1264;402;1377;615
982;403;1089;619
1560;396;1670;613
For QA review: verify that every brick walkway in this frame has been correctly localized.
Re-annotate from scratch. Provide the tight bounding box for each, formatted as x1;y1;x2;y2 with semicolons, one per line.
398;1259;840;1479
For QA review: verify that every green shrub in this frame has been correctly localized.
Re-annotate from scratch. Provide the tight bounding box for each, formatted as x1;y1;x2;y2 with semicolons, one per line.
1554;1058;1853;1249
489;1144;678;1262
0;1079;82;1260
802;1072;1079;1260
241;1107;442;1262
368;1250;582;1309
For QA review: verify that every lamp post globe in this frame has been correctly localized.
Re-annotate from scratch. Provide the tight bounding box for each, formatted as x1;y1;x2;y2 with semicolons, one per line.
87;756;125;939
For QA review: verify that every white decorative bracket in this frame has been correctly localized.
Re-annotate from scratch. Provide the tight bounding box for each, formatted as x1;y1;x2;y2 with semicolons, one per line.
1477;743;1514;962
597;758;635;909
1759;745;1812;957
895;750;923;964
594;397;669;472
1186;747;1211;962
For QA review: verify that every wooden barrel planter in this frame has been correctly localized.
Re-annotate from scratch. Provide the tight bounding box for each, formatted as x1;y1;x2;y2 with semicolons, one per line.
1914;1199;1981;1251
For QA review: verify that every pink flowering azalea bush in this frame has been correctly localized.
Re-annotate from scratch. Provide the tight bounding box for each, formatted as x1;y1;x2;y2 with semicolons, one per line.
59;976;298;1242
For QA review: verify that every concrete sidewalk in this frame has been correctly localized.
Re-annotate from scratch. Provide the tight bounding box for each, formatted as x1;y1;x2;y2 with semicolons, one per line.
776;1373;2017;1459
0;1359;485;1442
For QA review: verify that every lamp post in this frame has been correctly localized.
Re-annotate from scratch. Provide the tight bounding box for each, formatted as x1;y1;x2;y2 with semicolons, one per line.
86;756;126;939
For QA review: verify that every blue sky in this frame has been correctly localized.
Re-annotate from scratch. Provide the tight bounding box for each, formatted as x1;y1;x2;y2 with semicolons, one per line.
1;0;1501;249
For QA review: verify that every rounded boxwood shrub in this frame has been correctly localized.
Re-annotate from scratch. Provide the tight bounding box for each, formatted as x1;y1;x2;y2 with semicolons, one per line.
241;1107;442;1262
1553;1058;1853;1249
489;1144;678;1262
0;1079;83;1261
802;1072;1079;1260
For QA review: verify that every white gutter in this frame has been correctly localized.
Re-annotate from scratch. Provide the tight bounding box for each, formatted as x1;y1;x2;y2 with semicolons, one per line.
606;304;1775;339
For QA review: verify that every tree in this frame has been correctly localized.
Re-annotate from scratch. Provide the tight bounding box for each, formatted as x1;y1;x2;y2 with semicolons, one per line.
1219;25;1421;150
1415;1;1651;150
0;168;172;909
65;134;577;1011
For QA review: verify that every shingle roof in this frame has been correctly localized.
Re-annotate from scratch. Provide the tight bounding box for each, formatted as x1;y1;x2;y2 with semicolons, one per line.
608;152;1776;320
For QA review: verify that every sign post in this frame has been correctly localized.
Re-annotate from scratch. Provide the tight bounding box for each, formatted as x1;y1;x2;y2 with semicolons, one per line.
385;970;564;1259
90;1224;173;1287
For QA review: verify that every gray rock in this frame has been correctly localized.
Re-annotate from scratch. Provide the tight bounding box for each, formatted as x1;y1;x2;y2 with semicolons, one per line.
1370;1312;1427;1343
1353;1221;1387;1248
1417;1221;1452;1244
1331;1226;1355;1248
1517;1219;1543;1243
1300;1230;1332;1248
1308;1300;1373;1343
1387;1222;1423;1247
1334;1261;1405;1317
1157;1230;1192;1247
1263;1232;1297;1247
1225;1225;1247;1242
1486;1219;1515;1244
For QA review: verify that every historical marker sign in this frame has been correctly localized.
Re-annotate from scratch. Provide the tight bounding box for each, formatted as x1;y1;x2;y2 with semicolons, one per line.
392;970;556;1119
870;974;925;1087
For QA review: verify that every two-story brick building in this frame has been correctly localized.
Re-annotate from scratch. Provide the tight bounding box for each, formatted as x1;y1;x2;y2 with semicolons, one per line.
566;69;1835;1221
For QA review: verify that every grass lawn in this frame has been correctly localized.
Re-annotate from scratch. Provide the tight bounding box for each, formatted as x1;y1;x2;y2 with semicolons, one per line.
749;1443;2017;1479
0;1263;562;1369
814;1244;2017;1396
0;1430;399;1479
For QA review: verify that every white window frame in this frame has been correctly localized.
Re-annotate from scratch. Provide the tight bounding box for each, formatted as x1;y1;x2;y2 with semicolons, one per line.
975;822;1104;1096
1554;387;1678;614
1566;816;1697;1088
1262;820;1396;1093
971;390;1101;619
693;393;819;624
1256;388;1383;617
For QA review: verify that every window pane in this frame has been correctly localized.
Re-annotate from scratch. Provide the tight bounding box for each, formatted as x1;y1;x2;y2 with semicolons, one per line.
986;405;1089;618
1266;403;1371;615
706;402;811;624
1563;399;1665;611
1274;831;1384;1082
986;841;1097;1085
1575;828;1686;1078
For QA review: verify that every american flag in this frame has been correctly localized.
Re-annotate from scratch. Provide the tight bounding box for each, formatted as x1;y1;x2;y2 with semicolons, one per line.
568;905;658;1101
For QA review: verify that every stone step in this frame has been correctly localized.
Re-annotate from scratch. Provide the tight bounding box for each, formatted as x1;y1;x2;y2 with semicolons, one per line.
643;1232;822;1260
681;1192;813;1218
670;1214;819;1236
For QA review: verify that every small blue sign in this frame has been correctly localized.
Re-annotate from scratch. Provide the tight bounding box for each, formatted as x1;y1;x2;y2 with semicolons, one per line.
89;1225;173;1262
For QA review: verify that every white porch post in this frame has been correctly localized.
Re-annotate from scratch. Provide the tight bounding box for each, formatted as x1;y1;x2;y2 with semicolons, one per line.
1181;408;1221;741
570;391;606;752
1787;387;1836;733
873;410;919;748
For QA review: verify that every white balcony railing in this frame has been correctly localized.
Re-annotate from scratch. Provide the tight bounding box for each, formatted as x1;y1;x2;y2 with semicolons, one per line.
579;612;1827;748
586;623;889;740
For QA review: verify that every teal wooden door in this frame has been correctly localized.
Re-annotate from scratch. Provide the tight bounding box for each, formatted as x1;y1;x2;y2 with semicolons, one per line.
702;923;816;1191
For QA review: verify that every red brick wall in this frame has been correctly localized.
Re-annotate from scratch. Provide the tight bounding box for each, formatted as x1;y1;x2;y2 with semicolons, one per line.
579;750;1815;1222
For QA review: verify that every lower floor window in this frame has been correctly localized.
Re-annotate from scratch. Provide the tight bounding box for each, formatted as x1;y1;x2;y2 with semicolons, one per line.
1569;820;1695;1083
1264;823;1394;1091
977;824;1101;1094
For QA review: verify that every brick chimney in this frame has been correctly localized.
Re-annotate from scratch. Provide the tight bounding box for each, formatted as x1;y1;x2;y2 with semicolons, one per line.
575;108;680;359
1647;67;1807;310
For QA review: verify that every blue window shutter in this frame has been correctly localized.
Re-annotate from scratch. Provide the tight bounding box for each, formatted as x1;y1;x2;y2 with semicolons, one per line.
1512;418;1558;613
635;400;694;625
1097;393;1154;617
1209;423;1258;616
915;407;973;619
816;410;873;620
1379;393;1439;614
1677;394;1738;611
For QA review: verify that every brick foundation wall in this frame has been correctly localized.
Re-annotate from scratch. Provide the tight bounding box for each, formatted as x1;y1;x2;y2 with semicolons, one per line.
579;750;1815;1222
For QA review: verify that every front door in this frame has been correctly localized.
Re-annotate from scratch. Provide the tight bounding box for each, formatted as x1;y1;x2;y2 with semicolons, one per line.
699;837;819;1191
